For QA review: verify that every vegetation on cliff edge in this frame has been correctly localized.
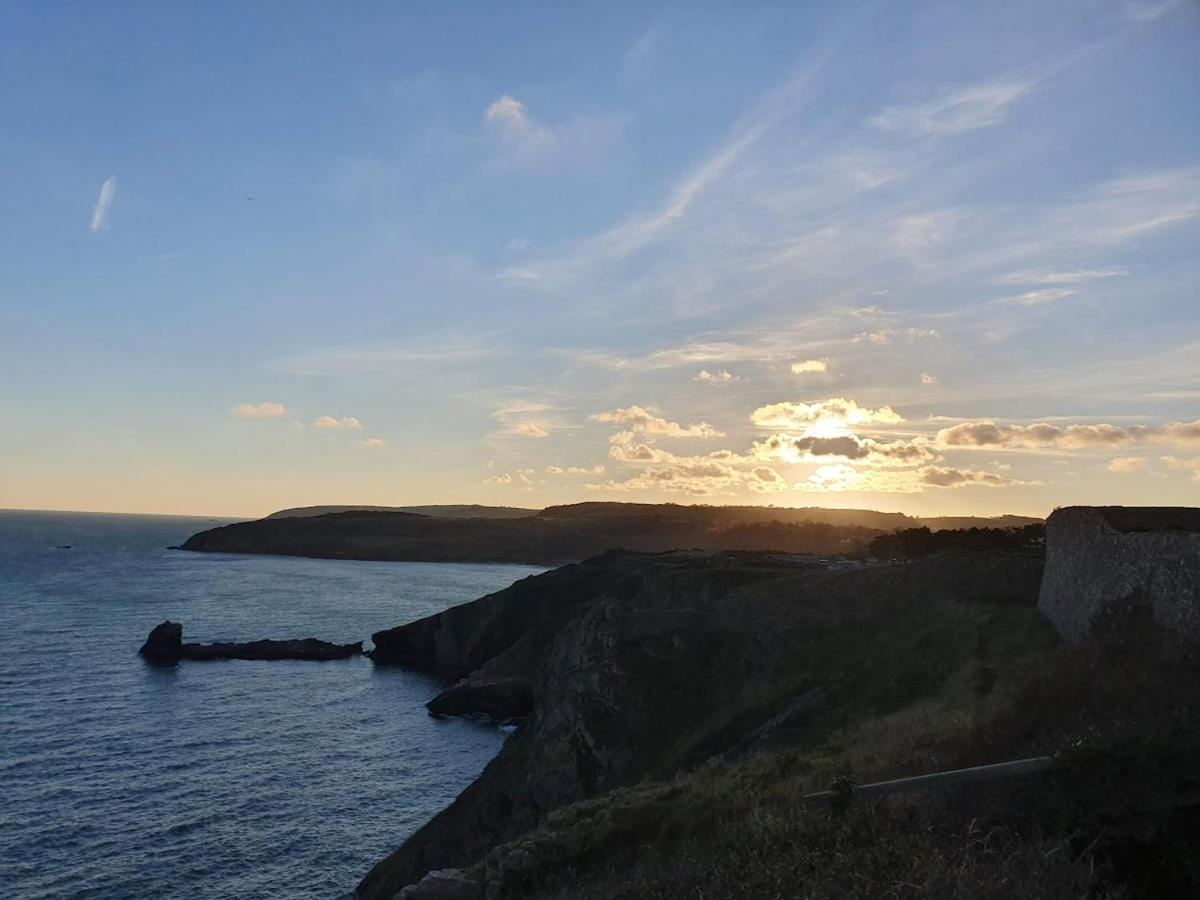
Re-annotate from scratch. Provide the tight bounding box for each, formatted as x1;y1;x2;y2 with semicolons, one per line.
480;614;1200;899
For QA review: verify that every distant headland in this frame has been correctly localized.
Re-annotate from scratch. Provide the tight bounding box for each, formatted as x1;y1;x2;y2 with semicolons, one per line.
178;501;1041;566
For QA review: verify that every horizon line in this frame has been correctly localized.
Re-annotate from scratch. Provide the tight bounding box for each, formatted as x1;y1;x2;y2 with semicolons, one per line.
0;501;1053;521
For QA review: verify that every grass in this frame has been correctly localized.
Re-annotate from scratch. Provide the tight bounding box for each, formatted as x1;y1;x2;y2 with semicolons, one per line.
478;609;1200;899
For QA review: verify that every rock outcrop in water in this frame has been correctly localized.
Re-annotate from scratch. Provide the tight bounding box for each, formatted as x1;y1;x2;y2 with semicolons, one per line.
356;547;1048;899
138;621;362;663
1038;506;1200;645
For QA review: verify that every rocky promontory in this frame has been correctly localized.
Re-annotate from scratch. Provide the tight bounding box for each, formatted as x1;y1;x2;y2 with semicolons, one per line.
356;547;1048;899
179;502;1040;566
138;621;363;663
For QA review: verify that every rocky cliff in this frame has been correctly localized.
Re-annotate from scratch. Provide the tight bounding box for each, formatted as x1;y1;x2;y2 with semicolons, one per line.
356;547;1048;899
1039;506;1200;645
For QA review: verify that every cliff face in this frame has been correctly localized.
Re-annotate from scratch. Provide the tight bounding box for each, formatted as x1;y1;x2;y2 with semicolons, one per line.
1039;506;1200;645
357;548;1049;899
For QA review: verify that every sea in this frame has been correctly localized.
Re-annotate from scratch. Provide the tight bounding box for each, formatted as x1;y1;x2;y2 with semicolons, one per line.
0;510;545;899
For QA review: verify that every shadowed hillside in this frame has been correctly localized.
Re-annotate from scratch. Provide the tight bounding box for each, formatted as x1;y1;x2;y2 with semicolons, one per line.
354;534;1200;900
181;503;1041;566
265;504;539;520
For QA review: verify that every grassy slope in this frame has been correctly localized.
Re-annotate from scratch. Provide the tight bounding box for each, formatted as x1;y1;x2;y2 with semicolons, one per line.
479;612;1200;899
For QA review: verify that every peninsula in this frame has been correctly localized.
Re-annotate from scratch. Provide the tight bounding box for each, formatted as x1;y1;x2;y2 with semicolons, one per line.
179;502;1040;566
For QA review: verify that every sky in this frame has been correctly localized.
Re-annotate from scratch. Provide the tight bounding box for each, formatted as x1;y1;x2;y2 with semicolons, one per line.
1;1;1198;518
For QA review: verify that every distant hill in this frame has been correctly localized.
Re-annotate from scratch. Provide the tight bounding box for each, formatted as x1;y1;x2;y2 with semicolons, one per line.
182;501;1042;566
916;514;1043;531
265;504;539;520
538;502;918;531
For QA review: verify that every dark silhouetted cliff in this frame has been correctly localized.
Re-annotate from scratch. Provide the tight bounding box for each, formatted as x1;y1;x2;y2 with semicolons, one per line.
180;502;1040;566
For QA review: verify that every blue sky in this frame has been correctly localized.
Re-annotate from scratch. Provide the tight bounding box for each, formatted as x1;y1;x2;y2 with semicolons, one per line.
1;0;1198;516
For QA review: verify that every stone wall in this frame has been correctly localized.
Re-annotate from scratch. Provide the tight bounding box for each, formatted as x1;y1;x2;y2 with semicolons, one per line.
1038;506;1200;645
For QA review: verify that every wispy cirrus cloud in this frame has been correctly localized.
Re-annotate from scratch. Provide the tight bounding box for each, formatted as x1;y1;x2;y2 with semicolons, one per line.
482;94;627;172
870;80;1035;137
1124;1;1184;23
272;332;499;375
995;267;1128;285
1006;288;1079;306
494;57;826;286
90;176;117;232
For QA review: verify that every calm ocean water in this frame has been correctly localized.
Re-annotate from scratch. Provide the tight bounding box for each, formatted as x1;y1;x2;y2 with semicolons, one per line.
0;510;544;899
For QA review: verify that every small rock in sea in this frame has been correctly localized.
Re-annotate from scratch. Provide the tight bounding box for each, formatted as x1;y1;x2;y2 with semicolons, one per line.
139;620;184;664
393;868;482;900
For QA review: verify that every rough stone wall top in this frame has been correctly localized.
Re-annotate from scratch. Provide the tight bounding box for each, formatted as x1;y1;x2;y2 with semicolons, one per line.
1038;506;1200;645
1092;506;1200;533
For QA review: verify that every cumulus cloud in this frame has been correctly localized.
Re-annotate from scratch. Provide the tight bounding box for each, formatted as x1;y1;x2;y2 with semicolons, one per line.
485;95;538;136
513;421;551;438
546;464;606;475
588;457;789;497
483;94;560;167
1161;456;1200;481
491;400;558;439
1163;421;1200;445
870;80;1034;137
937;418;1200;450
232;401;288;418
483;473;513;485
314;415;362;429
90;176;117;232
1107;457;1147;473
694;369;737;384
919;466;1015;488
795;463;1023;493
750;398;904;430
752;432;935;465
592;405;723;438
593;438;785;496
483;94;624;171
360;437;386;448
591;404;1036;497
608;440;674;463
852;327;940;345
790;359;827;374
